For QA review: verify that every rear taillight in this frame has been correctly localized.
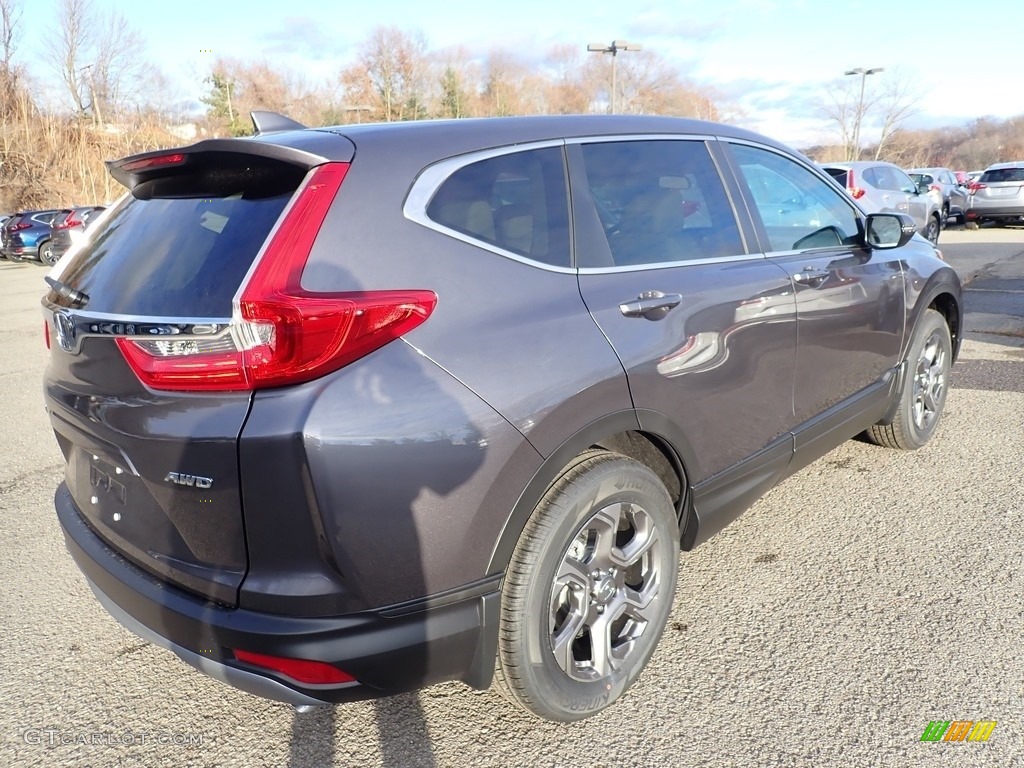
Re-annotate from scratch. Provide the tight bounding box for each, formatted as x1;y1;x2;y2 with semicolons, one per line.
116;162;437;392
846;169;866;200
55;212;81;229
44;320;50;350
232;649;356;685
968;182;984;195
929;184;941;193
9;221;31;231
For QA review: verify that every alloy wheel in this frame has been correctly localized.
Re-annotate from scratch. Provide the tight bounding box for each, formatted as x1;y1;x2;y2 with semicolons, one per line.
912;331;947;432
549;501;663;683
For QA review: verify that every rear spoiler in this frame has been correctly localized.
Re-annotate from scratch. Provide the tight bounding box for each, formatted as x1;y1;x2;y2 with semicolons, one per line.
108;113;355;191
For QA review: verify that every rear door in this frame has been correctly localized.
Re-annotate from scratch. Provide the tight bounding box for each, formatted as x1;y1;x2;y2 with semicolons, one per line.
569;137;798;486
42;143;343;605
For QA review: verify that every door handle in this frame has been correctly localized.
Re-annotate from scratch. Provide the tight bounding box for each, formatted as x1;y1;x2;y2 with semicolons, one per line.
619;291;682;320
793;267;830;287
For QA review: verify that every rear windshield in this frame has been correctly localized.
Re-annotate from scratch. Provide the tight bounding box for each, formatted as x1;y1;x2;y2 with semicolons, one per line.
823;168;848;187
53;157;304;317
979;167;1024;183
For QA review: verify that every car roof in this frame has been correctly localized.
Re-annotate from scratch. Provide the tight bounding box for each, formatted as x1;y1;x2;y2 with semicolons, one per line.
312;114;799;159
985;160;1024;170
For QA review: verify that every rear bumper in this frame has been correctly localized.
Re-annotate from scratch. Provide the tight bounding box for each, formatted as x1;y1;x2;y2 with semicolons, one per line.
56;483;500;705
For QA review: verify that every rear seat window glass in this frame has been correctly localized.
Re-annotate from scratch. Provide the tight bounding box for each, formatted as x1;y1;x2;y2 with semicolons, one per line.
576;140;743;267
426;147;570;268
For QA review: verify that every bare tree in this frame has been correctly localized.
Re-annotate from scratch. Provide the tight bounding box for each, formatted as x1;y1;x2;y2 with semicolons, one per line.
43;0;155;123
821;69;918;161
341;26;429;121
1;0;20;76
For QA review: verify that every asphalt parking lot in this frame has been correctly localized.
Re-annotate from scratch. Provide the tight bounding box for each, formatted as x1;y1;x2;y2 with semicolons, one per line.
1;227;1022;767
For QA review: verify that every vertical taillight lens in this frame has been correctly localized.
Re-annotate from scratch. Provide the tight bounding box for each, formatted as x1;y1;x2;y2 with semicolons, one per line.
115;162;437;392
847;169;866;200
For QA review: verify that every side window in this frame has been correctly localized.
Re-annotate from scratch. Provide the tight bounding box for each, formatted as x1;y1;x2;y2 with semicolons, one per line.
731;144;861;252
890;168;915;193
576;140;743;266
426;147;570;268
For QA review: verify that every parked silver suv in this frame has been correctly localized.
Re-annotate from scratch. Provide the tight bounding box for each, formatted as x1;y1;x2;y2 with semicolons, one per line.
821;161;942;244
909;167;969;227
965;161;1024;228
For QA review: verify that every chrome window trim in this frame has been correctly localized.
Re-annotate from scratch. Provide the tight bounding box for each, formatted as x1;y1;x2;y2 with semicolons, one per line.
403;139;576;274
564;133;718;145
579;252;767;275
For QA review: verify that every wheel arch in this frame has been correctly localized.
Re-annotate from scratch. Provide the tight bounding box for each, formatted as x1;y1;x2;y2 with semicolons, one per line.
486;410;696;577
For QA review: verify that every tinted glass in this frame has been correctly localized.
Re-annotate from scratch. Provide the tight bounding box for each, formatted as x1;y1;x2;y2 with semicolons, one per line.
427;147;570;267
823;168;848;187
731;144;860;252
577;140;742;266
980;167;1024;183
55;160;303;316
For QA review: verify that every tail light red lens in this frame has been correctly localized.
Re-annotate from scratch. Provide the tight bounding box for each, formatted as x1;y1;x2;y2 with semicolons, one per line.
232;649;356;685
929;184;941;192
55;212;82;229
846;169;866;200
9;221;31;231
115;162;437;392
968;182;984;195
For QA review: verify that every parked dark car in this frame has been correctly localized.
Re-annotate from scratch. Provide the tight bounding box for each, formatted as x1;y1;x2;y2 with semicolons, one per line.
44;113;961;723
2;209;62;262
964;161;1024;228
45;206;107;265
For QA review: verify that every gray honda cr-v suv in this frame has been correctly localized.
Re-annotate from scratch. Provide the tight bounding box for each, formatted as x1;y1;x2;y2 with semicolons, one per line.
43;112;961;722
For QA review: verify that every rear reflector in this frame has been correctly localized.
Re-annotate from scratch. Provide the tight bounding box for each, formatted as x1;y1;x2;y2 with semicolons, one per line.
232;649;356;685
116;162;437;392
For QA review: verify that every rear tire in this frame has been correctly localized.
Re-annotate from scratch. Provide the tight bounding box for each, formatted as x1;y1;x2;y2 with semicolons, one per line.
866;308;951;450
493;450;680;722
39;240;56;266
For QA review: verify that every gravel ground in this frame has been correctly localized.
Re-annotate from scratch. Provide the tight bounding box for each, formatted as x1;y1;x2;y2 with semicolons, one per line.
1;237;1022;767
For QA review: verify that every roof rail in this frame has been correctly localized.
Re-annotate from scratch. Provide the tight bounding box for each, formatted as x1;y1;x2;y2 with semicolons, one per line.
250;111;308;135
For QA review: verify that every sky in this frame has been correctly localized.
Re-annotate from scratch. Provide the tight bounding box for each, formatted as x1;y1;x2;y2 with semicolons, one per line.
13;0;1024;148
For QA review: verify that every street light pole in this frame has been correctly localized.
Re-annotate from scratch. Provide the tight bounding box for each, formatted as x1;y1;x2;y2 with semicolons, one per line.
844;67;883;160
587;40;642;114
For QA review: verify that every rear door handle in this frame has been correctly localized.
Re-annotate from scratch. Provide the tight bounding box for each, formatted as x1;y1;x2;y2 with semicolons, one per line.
793;267;830;287
619;291;682;320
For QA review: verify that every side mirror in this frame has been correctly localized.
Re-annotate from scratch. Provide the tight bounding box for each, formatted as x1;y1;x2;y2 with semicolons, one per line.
865;212;916;249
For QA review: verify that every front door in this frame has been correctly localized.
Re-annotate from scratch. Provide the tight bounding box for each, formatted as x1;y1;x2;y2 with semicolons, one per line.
723;143;906;427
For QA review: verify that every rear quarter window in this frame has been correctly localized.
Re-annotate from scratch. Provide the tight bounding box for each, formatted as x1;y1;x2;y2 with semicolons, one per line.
425;146;571;268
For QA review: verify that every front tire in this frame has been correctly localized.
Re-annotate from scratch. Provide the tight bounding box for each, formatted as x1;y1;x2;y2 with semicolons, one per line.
494;450;680;722
924;215;941;245
867;308;951;450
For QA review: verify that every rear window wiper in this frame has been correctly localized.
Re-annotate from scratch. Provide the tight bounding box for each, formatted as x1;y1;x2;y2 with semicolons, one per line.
45;276;89;308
